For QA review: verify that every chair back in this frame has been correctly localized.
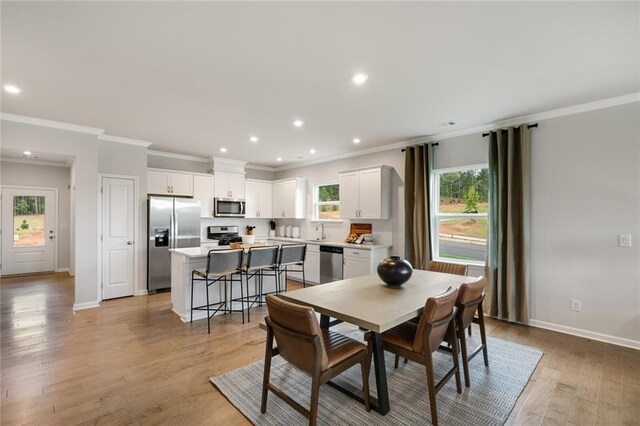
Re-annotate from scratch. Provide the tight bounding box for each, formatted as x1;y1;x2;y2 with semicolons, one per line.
206;249;243;276
428;261;468;276
246;245;279;270
456;276;486;330
414;287;459;354
265;295;328;372
279;243;306;266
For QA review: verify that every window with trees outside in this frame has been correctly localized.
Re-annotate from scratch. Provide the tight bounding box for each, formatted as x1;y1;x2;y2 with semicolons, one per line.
314;183;340;220
434;165;488;264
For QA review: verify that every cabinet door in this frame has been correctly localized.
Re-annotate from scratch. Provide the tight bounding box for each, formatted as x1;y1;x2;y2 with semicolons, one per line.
214;172;228;198
227;173;245;199
170;173;194;196
281;180;296;218
258;181;273;218
339;172;359;219
343;255;371;279
358;168;381;219
305;251;320;284
244;180;259;218
273;182;286;218
193;175;214;217
147;170;171;195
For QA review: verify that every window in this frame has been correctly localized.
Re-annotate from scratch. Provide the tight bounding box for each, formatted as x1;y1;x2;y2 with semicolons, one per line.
12;195;46;247
433;165;488;264
314;183;340;220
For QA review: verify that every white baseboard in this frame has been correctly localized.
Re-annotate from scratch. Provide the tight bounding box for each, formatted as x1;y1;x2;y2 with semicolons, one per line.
134;289;148;296
56;267;70;273
73;301;100;311
529;319;640;350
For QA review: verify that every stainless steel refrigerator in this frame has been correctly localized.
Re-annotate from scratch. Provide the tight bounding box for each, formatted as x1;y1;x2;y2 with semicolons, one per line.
147;196;201;292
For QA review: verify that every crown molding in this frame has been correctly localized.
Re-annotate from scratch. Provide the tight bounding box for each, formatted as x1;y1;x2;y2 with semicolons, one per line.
245;164;277;172
98;134;152;148
0;156;71;167
1;112;104;135
147;150;210;162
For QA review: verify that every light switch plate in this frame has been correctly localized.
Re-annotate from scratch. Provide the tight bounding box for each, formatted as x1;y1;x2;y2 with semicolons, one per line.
619;234;632;247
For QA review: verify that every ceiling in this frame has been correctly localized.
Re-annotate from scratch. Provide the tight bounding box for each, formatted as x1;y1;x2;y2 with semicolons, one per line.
1;2;638;167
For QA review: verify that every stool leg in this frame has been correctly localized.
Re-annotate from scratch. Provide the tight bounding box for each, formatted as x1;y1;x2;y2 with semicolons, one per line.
302;263;306;288
190;271;195;323
206;278;211;334
245;273;251;323
241;273;247;323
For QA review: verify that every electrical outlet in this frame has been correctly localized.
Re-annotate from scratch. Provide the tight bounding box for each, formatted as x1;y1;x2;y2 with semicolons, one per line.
619;234;632;247
571;299;582;312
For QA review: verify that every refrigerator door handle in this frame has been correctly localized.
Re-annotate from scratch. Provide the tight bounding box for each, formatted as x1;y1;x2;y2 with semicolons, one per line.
170;212;175;249
173;212;179;248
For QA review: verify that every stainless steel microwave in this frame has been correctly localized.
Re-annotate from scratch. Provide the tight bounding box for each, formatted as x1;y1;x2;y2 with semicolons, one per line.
214;198;246;217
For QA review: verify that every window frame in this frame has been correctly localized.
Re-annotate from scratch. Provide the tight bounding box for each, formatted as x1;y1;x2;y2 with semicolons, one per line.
432;163;489;266
313;182;341;222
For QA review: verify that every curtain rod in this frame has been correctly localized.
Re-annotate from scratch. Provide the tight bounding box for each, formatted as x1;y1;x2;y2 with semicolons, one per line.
401;142;438;152
482;123;538;138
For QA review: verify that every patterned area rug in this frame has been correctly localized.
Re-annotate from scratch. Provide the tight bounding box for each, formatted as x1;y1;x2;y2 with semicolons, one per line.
210;333;542;425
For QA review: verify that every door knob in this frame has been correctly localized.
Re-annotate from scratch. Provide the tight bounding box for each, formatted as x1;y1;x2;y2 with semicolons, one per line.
49;236;54;239
127;241;133;245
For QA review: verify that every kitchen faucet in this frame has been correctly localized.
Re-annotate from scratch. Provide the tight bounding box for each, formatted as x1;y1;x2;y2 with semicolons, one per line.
315;222;326;240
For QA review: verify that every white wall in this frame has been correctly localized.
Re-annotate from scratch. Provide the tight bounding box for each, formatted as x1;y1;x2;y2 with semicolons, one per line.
0;161;72;270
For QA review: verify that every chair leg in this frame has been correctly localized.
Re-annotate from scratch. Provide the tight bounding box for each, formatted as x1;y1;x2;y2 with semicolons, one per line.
360;358;371;412
240;274;246;324
190;272;195;323
449;320;462;393
261;326;274;414
468;325;472;337
245;273;251;323
394;354;400;369
478;305;489;366
404;357;409;364
302;264;306;288
425;353;439;426
206;278;211;334
309;371;321;426
458;323;470;387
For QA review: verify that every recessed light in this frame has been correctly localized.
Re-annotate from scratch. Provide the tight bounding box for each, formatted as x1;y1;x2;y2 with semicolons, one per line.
220;148;227;153
3;84;21;94
447;121;456;126
352;73;368;85
250;136;259;143
293;120;304;127
353;138;361;144
23;151;32;156
310;149;316;154
276;157;283;162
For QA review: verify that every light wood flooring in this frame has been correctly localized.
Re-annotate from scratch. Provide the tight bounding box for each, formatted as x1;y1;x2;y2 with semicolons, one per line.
1;273;638;425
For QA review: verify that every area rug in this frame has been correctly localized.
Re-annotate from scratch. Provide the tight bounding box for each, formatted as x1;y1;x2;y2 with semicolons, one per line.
210;333;542;425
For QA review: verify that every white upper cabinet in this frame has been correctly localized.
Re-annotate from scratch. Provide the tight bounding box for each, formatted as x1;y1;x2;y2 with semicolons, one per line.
273;178;307;219
214;171;245;199
193;175;214;217
339;165;392;220
245;179;273;218
147;169;194;196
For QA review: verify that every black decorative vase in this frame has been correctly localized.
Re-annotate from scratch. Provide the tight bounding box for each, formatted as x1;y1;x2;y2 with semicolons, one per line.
377;256;413;287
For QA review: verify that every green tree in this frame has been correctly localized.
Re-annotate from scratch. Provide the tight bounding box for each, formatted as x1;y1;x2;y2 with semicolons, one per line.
14;199;29;215
463;186;481;213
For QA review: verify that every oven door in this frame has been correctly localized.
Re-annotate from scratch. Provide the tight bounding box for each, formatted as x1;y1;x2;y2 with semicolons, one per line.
214;198;246;217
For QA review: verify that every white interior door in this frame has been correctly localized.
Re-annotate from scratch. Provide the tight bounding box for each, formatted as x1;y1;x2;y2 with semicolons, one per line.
1;187;56;275
101;177;135;300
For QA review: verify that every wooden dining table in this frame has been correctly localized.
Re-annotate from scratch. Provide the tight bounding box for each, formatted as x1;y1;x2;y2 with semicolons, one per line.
279;269;474;415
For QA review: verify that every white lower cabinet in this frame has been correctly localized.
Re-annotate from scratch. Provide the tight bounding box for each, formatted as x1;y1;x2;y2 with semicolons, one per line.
305;246;320;284
343;247;391;279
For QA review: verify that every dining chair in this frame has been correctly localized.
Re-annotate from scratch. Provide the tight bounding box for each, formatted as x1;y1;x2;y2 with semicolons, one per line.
454;276;489;387
261;295;371;425
190;248;244;332
238;245;279;323
427;260;468;276
277;243;307;291
367;287;461;426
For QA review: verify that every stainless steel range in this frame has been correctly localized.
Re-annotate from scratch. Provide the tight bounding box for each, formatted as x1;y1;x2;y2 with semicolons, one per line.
206;225;243;246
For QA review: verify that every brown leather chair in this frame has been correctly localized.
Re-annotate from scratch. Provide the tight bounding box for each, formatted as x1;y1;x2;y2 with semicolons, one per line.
427;260;468;276
367;287;462;426
261;295;371;425
454;276;489;387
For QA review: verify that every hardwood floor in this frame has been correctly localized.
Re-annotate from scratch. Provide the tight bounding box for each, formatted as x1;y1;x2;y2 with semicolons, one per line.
1;273;638;425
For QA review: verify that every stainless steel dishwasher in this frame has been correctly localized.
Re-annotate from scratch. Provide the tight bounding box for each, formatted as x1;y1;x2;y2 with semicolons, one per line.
319;245;343;284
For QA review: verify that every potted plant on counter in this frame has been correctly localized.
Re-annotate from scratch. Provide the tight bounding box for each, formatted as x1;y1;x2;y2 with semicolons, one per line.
246;225;256;235
268;220;277;238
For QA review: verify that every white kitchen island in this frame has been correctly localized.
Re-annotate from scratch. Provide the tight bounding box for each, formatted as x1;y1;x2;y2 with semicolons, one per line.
170;246;278;322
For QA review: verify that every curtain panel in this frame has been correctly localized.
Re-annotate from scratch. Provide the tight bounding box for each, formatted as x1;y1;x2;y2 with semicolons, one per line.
487;126;531;324
404;144;434;269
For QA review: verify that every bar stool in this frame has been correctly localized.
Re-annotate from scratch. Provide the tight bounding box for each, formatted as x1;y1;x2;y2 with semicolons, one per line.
191;248;243;333
236;245;279;323
277;243;307;291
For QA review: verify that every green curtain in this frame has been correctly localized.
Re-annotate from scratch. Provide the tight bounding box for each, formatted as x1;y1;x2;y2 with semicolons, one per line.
487;126;531;324
404;144;434;269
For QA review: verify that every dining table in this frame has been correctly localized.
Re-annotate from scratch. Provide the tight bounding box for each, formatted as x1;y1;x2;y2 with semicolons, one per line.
279;269;475;415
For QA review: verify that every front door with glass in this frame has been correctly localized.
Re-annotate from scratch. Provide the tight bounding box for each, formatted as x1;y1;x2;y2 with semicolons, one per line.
1;187;56;275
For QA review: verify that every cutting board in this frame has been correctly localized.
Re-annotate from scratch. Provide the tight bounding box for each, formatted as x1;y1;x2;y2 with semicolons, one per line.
345;223;372;243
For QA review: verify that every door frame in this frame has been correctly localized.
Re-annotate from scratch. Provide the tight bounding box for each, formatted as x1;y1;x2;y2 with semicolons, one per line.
97;174;139;302
1;185;59;274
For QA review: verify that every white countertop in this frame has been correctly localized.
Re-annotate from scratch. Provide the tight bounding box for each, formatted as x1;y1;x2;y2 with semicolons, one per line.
259;236;391;250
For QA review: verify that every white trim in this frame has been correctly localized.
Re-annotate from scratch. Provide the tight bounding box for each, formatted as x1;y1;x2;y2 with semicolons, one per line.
98;134;153;148
0;157;71;167
211;156;247;173
148;150;210;163
73;301;100;311
134;289;148;296
0;112;104;135
246;164;277;172
97;174;139;302
529;319;640;351
56;267;70;273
